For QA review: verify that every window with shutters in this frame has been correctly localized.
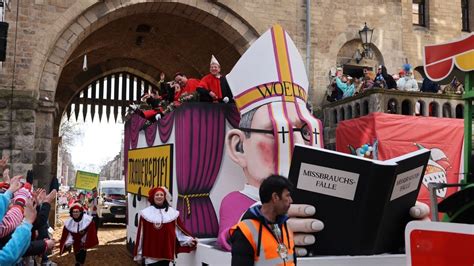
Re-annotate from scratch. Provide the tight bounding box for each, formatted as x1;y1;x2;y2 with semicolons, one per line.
413;0;427;27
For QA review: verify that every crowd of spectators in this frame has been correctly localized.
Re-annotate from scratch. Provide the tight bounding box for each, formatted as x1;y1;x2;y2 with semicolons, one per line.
0;156;58;265
326;64;464;103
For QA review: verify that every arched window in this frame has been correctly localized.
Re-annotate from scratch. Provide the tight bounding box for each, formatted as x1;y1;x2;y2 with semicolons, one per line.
417;100;425;116
347;106;353;120
402;100;412;115
332;109;338;125
340;108;345;121
442;103;452;118
363;101;369;115
354;103;361;118
387;98;398;114
429;102;439;117
456;104;464;118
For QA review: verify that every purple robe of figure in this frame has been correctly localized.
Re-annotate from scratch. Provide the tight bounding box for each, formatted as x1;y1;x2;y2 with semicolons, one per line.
217;184;260;251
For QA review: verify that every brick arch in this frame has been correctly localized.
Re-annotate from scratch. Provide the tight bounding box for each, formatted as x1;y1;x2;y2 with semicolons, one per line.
336;38;385;69
329;32;359;64
330;31;385;68
33;0;261;101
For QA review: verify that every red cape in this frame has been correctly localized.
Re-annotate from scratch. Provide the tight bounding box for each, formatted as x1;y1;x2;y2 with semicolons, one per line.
199;74;222;99
183;78;200;94
59;216;99;254
133;213;195;261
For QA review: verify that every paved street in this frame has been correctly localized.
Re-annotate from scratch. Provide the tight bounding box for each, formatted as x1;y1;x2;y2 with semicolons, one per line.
50;212;135;265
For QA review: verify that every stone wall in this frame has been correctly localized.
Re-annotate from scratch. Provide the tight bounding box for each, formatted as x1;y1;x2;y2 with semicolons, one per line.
0;0;471;102
0;89;56;186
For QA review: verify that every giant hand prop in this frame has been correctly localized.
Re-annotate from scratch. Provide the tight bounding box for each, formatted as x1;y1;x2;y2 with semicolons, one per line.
410;200;430;220
288;201;429;256
287;204;324;256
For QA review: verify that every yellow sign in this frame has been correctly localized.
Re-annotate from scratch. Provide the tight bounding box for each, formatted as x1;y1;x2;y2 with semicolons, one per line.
127;144;173;197
75;170;99;191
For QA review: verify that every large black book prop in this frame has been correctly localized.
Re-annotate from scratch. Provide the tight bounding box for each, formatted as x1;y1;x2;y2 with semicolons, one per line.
288;145;430;255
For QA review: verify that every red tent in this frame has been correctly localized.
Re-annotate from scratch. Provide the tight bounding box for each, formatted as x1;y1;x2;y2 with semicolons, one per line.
336;112;464;207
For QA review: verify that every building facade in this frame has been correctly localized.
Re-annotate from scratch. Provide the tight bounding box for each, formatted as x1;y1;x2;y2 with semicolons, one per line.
0;0;472;185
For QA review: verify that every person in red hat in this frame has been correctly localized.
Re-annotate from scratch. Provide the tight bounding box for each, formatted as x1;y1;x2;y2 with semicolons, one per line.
59;202;99;266
134;186;197;266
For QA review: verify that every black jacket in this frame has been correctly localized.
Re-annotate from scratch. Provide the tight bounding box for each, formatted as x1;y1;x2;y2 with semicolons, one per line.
230;205;296;266
381;66;397;89
420;78;440;93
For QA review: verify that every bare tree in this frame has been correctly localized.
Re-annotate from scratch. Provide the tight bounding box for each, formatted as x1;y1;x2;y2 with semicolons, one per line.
58;116;84;154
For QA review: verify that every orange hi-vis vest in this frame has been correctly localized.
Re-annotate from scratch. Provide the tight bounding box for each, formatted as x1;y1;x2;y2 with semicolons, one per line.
231;219;295;266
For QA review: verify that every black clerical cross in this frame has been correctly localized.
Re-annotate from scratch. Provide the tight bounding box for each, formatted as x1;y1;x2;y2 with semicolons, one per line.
313;129;320;144
278;126;289;143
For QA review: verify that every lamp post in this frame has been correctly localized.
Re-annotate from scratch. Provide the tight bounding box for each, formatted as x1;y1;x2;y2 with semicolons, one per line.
355;22;374;63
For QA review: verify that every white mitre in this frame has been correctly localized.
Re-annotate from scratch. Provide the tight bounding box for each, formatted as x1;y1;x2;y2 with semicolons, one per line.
210;54;220;66
225;24;309;115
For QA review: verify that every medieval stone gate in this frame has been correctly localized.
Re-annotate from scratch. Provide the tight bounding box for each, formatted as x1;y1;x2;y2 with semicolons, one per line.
0;0;266;186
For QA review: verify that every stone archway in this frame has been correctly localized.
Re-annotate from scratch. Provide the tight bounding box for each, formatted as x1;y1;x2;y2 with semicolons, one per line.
33;1;260;183
336;39;384;79
36;1;260;103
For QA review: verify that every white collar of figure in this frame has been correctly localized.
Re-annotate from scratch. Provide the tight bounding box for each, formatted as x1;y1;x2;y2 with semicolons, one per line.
64;213;93;233
140;205;179;224
239;184;260;202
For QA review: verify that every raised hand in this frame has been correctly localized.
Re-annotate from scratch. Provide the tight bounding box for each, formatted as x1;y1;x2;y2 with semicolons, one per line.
2;168;10;183
7;175;23;194
0;155;8;169
287;204;324;257
45;189;57;204
34;188;46;205
23;198;37;224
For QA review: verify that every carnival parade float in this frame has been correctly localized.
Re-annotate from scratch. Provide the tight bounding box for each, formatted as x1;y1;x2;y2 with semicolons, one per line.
124;26;474;265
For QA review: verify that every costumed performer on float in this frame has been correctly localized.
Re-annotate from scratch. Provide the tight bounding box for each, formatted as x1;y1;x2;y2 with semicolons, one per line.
197;55;223;102
59;202;99;266
217;24;431;255
133;186;197;266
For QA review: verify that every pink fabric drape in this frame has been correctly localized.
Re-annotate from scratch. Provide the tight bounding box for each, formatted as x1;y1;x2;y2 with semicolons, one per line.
125;104;239;238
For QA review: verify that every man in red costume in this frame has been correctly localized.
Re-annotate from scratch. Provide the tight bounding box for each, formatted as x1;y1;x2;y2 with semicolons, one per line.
59;202;99;266
174;72;200;95
134;186;197;266
198;55;223;101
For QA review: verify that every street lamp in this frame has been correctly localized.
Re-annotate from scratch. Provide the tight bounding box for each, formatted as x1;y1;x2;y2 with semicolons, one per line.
359;22;374;52
355;22;374;63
